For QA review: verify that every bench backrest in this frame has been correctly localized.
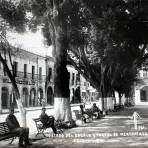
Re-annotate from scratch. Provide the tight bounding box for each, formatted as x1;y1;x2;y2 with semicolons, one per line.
33;118;41;122
33;118;42;125
0;122;10;135
73;110;82;120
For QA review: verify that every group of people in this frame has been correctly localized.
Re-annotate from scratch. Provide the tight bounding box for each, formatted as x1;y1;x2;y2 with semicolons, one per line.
6;107;57;148
5;103;101;147
79;103;102;123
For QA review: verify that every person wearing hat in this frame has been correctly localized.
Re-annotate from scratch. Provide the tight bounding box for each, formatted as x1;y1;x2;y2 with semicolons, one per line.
40;107;57;134
6;107;32;147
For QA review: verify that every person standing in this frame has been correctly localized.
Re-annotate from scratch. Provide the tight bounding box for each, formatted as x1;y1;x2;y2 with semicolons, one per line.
6;107;32;147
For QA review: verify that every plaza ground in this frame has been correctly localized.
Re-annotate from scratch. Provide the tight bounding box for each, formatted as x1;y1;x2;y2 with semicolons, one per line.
1;104;148;148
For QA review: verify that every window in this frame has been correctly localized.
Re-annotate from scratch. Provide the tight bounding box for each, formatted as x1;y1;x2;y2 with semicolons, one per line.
76;74;80;85
3;60;7;76
13;61;18;77
39;67;42;80
140;90;147;102
32;66;35;79
48;68;52;81
143;70;148;77
24;64;27;78
82;92;86;97
143;71;146;77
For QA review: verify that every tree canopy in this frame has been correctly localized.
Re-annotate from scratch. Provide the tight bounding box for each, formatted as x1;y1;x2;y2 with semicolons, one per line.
1;0;148;100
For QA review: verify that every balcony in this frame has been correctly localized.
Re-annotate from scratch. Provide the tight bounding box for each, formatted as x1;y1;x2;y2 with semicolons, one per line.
1;70;46;84
17;71;46;81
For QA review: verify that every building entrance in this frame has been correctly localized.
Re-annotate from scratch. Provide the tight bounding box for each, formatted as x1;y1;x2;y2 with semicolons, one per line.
47;87;54;105
1;87;8;109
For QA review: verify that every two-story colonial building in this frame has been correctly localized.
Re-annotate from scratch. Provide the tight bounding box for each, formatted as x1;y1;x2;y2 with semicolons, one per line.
0;47;99;113
0;47;54;113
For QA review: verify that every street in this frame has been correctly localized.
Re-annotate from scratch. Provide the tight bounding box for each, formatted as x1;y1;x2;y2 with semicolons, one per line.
1;105;148;148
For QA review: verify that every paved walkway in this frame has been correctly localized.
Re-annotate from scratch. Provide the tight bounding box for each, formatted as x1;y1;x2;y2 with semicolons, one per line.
1;105;148;148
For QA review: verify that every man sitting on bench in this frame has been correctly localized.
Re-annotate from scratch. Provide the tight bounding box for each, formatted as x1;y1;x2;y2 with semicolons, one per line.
79;105;91;123
6;107;32;148
40;107;57;134
91;103;101;119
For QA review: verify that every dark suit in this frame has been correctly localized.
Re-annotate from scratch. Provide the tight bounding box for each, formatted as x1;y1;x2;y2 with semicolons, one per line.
91;106;101;119
6;114;30;145
40;113;57;134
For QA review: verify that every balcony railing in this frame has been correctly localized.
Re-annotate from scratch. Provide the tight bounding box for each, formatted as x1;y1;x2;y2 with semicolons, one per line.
0;70;46;83
17;71;46;81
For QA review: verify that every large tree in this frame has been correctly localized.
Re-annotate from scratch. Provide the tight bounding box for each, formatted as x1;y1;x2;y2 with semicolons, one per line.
26;0;148;112
68;0;148;108
25;0;93;122
1;0;148;121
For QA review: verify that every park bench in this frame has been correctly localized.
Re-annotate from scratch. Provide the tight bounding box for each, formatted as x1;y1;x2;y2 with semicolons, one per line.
33;117;63;137
73;110;90;123
0;122;18;144
114;104;124;112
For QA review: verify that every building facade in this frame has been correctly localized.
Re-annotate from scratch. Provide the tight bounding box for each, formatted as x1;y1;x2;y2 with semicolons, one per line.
134;69;148;105
67;65;80;103
45;56;54;105
0;47;98;113
0;48;55;113
67;65;98;104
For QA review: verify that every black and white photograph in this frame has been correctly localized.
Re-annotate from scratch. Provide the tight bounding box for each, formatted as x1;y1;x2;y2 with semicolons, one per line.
0;0;148;148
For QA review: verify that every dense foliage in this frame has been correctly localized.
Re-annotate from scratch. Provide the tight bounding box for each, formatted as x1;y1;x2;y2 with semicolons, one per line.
1;0;148;100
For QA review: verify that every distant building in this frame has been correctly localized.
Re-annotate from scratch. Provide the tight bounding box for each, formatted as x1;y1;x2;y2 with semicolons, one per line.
67;65;81;104
67;65;98;104
134;69;148;105
80;76;98;103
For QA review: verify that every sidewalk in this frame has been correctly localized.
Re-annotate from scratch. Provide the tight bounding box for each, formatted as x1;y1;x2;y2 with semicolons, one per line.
1;105;148;148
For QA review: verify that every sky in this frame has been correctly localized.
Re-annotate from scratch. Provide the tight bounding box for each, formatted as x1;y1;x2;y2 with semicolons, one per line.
7;28;53;57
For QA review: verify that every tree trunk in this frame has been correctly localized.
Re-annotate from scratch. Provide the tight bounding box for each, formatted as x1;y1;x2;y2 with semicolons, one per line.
53;33;72;121
100;88;105;110
101;97;105;110
0;53;27;127
54;97;72;121
16;99;27;127
119;92;122;105
47;1;73;122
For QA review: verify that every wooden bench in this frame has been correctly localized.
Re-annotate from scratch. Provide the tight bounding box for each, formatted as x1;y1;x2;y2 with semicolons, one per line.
114;105;124;111
0;122;18;144
33;118;47;137
33;117;63;137
73;110;90;123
